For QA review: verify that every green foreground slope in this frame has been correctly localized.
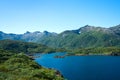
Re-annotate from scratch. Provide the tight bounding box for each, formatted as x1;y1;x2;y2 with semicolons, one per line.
0;49;64;80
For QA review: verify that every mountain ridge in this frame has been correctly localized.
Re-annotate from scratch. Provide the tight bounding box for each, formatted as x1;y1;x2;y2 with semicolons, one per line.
0;24;120;49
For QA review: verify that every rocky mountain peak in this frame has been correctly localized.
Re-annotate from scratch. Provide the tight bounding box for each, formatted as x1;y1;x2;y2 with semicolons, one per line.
24;31;31;34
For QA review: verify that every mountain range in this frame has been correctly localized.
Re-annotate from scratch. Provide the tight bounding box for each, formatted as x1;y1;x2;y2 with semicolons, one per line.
0;24;120;49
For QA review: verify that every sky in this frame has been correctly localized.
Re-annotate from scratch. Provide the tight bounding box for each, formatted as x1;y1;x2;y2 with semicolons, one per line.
0;0;120;34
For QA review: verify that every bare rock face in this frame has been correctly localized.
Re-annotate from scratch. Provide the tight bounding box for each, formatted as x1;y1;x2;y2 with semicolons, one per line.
109;24;120;35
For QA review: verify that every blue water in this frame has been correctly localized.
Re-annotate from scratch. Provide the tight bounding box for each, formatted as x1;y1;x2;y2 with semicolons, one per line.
34;52;120;80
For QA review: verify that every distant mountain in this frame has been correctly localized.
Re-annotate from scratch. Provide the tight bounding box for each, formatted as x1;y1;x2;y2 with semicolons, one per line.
0;31;57;42
0;24;120;49
37;25;120;49
0;31;22;40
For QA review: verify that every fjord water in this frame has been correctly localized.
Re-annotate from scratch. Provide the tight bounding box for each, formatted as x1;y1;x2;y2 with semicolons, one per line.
34;52;120;80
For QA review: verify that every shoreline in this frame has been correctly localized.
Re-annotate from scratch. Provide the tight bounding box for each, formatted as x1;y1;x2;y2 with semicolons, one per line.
66;52;120;56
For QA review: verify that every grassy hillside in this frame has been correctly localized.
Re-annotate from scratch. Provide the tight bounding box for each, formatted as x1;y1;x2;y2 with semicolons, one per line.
38;30;120;49
0;49;64;80
0;39;64;54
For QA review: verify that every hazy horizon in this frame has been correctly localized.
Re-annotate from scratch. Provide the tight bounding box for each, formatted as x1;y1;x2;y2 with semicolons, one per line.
0;0;120;34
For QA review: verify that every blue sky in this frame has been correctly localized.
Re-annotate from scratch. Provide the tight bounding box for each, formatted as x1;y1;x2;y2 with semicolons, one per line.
0;0;120;34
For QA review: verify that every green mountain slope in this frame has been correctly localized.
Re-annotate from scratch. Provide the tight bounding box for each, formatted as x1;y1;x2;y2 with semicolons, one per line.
0;25;120;49
38;25;120;49
0;39;60;54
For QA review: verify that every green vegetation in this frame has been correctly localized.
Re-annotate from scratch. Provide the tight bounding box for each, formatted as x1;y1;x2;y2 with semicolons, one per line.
0;49;64;80
0;39;65;54
67;47;120;56
0;40;64;79
0;25;120;56
38;30;120;49
1;25;120;50
0;25;120;79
